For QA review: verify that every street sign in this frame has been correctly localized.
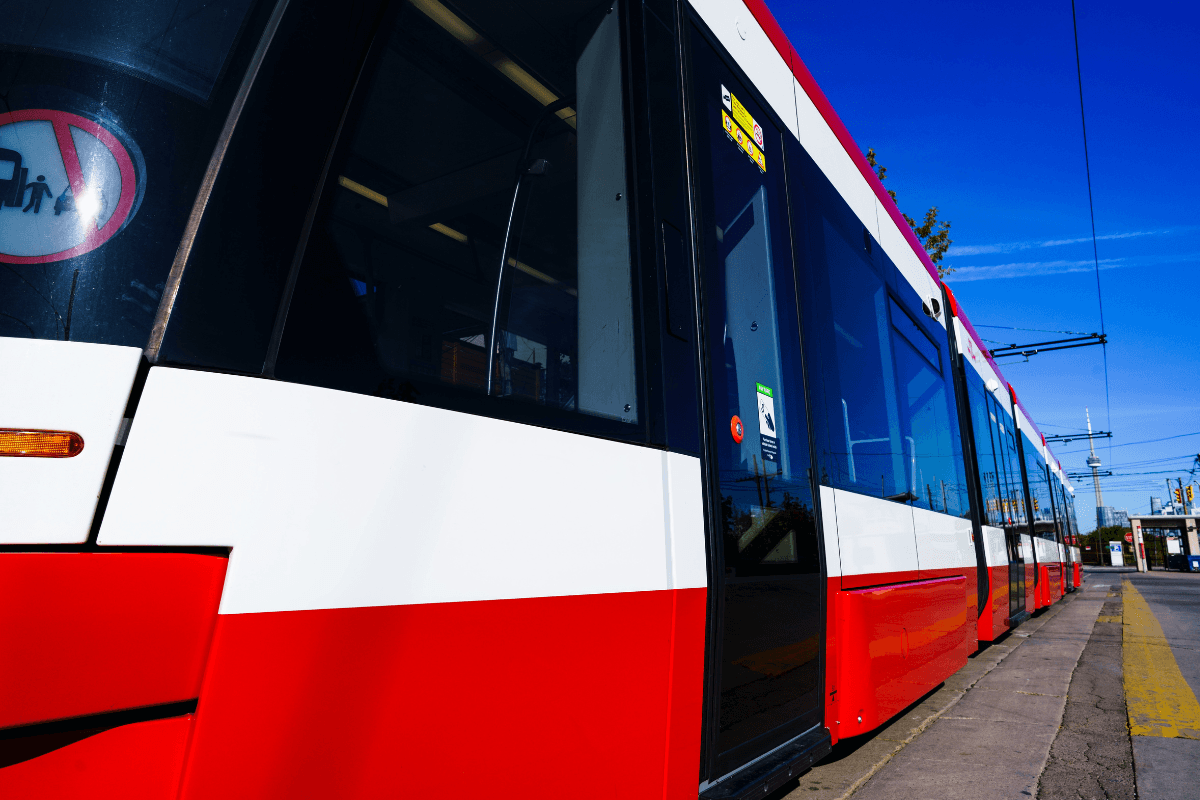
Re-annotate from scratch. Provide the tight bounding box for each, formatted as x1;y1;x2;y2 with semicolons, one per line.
1124;532;1133;543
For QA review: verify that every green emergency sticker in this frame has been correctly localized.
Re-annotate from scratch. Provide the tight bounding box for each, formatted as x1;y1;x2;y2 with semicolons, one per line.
756;382;773;397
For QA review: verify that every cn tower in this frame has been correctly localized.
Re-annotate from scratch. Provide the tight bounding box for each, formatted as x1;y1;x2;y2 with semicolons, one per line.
1086;408;1104;511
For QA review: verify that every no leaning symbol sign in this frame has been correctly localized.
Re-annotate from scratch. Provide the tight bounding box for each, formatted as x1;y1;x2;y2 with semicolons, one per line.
0;109;143;264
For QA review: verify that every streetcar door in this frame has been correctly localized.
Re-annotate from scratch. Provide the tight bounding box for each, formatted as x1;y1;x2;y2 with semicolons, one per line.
1007;528;1025;619
687;24;825;785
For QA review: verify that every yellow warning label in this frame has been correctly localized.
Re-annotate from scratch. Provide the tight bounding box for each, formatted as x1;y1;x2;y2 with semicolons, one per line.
722;109;766;173
730;93;760;146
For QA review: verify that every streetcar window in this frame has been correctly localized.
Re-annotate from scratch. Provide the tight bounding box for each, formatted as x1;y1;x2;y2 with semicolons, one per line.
805;214;907;500
967;373;1005;527
1001;424;1027;526
791;145;969;514
887;297;967;515
274;0;642;436
1024;441;1055;538
0;0;272;347
892;322;961;515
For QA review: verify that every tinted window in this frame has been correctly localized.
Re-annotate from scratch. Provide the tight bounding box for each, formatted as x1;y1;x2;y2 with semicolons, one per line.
1023;435;1055;538
274;0;643;437
0;0;270;347
997;411;1027;526
967;373;1004;527
890;300;966;516
792;151;968;515
155;0;385;371
806;213;905;499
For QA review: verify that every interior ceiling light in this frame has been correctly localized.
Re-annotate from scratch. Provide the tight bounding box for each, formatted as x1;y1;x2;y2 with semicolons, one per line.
339;176;388;207
409;0;576;127
337;176;577;296
429;222;468;243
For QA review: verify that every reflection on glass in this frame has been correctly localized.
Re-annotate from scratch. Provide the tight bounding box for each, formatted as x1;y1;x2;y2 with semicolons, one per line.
0;0;257;101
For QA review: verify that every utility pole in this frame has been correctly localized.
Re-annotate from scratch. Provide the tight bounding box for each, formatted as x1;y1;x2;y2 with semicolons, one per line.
1180;477;1189;515
1086;408;1104;523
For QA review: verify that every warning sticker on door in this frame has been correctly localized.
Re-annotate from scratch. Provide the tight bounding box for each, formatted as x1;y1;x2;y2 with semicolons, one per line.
0;109;143;264
722;109;766;173
756;382;778;463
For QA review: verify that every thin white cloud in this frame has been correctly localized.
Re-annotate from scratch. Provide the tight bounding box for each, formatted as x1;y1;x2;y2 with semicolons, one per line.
946;258;1122;282
949;228;1176;257
946;251;1200;282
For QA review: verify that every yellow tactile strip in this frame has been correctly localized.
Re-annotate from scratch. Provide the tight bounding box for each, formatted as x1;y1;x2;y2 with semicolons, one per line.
1123;580;1200;738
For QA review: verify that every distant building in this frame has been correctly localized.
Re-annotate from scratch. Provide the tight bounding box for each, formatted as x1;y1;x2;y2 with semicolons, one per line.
1152;496;1163;515
1097;506;1131;529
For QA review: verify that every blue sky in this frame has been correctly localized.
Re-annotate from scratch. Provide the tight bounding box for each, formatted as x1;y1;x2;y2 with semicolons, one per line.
773;0;1200;532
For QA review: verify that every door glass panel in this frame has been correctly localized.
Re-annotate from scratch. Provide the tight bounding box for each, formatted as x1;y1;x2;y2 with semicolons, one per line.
689;25;821;776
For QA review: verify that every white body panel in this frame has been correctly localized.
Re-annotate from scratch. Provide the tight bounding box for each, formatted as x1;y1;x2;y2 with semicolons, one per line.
1014;407;1039;456
953;318;1008;409
1020;533;1033;562
819;485;841;577
100;369;707;615
982;525;1007;568
0;337;141;544
912;505;975;572
688;0;798;139
878;202;944;329
830;487;917;579
1033;536;1056;565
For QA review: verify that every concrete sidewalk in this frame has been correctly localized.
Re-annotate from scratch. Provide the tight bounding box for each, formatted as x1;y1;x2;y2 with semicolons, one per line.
782;581;1108;800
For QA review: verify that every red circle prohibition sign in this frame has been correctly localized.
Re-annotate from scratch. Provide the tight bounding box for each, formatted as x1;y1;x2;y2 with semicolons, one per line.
0;109;138;264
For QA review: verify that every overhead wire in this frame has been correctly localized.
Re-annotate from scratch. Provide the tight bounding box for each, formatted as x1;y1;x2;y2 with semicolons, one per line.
1070;0;1114;470
1055;431;1200;456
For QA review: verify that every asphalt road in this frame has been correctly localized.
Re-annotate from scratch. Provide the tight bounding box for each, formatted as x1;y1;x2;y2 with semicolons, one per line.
1123;570;1200;800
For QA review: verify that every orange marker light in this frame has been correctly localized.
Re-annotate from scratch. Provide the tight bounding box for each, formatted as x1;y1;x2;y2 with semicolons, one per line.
0;429;85;458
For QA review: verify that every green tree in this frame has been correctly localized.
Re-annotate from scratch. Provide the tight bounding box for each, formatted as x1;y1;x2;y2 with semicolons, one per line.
1083;524;1133;565
866;149;954;278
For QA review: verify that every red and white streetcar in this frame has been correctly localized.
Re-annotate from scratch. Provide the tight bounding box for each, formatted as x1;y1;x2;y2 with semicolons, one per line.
0;0;1080;797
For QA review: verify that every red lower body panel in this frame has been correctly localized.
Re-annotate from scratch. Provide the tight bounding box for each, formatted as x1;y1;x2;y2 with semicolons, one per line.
830;575;969;738
0;553;227;729
1024;563;1035;613
177;588;706;800
0;716;192;799
1036;564;1063;608
977;565;1009;642
1074;562;1082;588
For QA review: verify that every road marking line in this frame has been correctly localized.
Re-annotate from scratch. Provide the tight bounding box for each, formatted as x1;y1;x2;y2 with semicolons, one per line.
1123;580;1200;738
